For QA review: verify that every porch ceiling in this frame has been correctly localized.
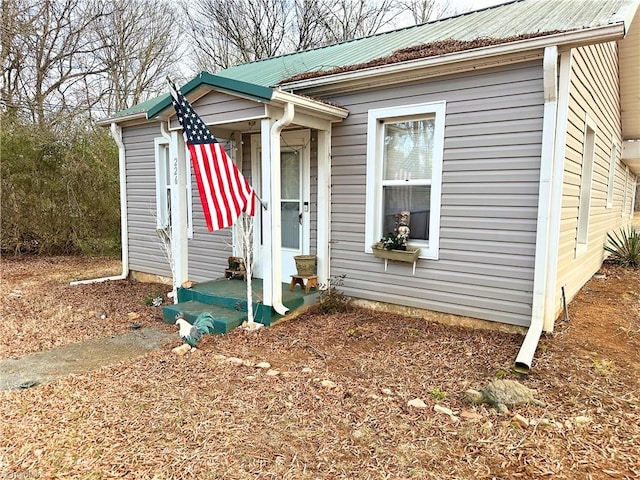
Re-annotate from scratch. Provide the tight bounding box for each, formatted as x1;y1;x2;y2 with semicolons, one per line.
620;7;640;143
620;7;640;175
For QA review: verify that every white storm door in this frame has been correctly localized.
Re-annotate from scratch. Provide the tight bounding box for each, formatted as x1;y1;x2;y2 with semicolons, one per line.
281;149;303;278
251;130;310;280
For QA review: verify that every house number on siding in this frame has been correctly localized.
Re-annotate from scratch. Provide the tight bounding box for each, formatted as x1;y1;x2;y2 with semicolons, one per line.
172;157;179;185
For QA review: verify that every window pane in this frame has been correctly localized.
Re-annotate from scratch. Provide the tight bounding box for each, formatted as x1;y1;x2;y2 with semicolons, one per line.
281;151;300;199
281;201;300;249
163;147;171;185
383;117;435;181
383;185;431;240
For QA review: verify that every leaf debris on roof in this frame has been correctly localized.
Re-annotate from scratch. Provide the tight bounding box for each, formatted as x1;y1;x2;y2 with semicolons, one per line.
282;31;565;84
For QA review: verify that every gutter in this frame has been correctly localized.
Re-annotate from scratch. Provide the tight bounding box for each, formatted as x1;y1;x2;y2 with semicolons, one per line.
281;24;624;94
71;123;130;285
95;112;147;127
269;102;295;315
514;46;558;372
271;90;349;119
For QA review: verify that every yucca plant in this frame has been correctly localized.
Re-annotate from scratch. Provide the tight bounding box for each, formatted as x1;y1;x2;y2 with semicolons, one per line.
604;227;640;267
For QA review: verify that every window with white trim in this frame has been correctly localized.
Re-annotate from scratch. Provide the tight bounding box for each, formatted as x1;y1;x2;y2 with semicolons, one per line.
576;121;596;255
606;141;616;209
365;101;446;260
154;138;193;238
155;138;171;229
622;166;629;217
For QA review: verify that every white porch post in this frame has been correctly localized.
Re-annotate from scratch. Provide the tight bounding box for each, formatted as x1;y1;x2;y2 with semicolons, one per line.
260;118;274;308
269;104;295;315
169;130;189;293
316;127;332;285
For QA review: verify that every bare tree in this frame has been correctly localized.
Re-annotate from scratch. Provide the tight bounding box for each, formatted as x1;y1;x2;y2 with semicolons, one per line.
183;0;288;72
289;0;331;52
183;0;403;73
93;0;182;115
235;212;261;327
1;0;25;115
398;0;456;25
320;0;400;44
1;0;182;123
0;0;110;126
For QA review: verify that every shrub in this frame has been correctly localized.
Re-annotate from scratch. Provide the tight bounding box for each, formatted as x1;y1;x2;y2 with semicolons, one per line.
1;115;120;256
604;227;640;268
318;274;352;314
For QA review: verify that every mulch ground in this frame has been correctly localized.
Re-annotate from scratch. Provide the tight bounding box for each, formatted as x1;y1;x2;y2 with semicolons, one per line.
1;255;638;479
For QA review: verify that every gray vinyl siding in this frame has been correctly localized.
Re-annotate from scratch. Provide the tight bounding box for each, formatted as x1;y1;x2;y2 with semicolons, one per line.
187;176;232;281
323;61;544;327
123;123;172;278
183;91;265;281
169;91;265;130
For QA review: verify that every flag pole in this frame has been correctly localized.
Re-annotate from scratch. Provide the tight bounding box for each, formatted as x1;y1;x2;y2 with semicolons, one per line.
166;75;267;213
254;193;267;210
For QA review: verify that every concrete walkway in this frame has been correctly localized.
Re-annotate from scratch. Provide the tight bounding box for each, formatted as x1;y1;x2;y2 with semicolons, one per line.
0;327;175;391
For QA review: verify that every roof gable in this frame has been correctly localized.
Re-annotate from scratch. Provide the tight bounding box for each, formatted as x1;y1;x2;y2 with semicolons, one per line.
146;73;273;120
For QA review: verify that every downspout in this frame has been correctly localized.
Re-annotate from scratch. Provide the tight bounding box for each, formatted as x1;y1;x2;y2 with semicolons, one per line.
160;120;171;142
543;50;572;330
71;123;130;285
269;102;295;315
514;46;558;372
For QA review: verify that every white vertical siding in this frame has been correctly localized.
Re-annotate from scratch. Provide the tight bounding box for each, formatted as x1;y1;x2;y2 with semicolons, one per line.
324;62;544;327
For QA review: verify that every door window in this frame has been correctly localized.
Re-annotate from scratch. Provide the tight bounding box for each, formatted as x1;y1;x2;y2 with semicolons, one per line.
281;150;302;250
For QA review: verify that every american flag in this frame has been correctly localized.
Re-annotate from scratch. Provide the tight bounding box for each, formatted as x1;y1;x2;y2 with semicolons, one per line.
168;79;256;232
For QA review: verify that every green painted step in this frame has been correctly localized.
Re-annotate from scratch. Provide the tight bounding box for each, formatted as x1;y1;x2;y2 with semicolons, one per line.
163;301;246;334
177;279;255;310
164;278;312;333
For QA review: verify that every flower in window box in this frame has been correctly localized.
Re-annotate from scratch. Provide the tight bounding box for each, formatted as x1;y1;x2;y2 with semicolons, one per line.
379;231;407;251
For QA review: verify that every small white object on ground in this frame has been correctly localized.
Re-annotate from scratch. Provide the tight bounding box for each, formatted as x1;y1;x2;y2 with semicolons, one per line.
172;344;191;356
408;398;427;408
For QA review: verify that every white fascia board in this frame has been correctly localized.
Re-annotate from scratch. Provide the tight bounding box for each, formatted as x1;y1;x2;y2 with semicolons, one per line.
271;90;348;120
281;24;625;95
96;112;147;126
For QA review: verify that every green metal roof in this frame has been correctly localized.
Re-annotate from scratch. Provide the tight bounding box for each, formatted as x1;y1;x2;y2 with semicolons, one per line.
106;94;168;121
104;0;638;123
216;0;639;87
146;72;273;119
105;73;273;121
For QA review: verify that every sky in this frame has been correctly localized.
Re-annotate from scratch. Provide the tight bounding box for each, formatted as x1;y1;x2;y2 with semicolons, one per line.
386;0;513;32
443;0;513;16
458;0;511;8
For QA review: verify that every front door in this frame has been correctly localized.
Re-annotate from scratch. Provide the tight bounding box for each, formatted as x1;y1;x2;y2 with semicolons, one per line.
281;148;304;278
251;130;310;279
